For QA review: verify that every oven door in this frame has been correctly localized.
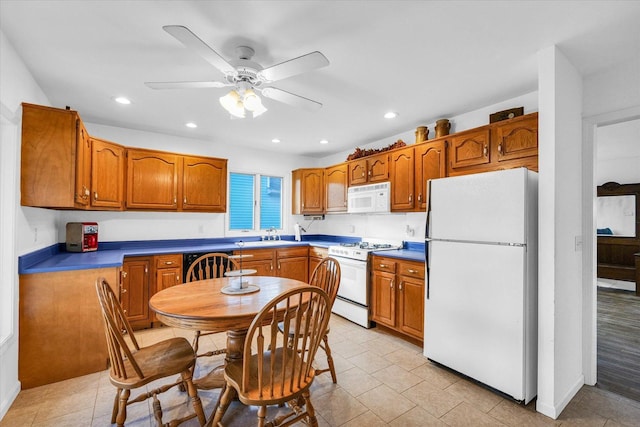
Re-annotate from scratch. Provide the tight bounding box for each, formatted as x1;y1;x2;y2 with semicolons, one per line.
333;255;368;306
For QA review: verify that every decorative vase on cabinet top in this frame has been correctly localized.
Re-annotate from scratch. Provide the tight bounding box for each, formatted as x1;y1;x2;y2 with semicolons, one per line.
415;126;429;143
435;119;451;138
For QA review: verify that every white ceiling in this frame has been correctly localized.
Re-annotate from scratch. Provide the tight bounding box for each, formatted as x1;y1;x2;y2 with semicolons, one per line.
1;1;639;158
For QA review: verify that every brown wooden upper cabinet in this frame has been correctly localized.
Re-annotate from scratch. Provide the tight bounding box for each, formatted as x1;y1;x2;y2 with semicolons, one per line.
414;139;447;211
182;156;227;212
90;137;125;210
325;163;348;212
448;112;538;176
449;128;491;170
126;149;180;210
390;139;447;212
493;113;539;163
21;103;91;208
21;103;228;212
390;147;415;211
348;152;389;186
126;149;228;212
292;168;324;214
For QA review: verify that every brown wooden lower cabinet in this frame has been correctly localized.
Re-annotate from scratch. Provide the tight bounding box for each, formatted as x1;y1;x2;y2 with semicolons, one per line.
19;267;119;389
309;246;328;281
370;255;424;342
234;246;309;283
121;256;152;329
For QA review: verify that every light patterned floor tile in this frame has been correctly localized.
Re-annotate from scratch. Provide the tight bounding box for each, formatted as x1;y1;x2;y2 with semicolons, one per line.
313;387;369;426
402;380;463;418
372;364;423;393
440;401;509;426
388;405;447;426
444;377;504;413
347;350;392;374
357;384;416;422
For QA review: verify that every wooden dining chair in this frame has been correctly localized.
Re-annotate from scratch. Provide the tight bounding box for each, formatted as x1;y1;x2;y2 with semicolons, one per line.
184;252;240;358
95;277;206;427
279;256;341;383
211;285;332;427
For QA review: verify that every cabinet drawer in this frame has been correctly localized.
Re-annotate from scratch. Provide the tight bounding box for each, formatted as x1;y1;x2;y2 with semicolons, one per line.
399;262;425;279
309;246;328;258
372;257;396;273
155;254;182;269
235;248;274;261
276;246;309;258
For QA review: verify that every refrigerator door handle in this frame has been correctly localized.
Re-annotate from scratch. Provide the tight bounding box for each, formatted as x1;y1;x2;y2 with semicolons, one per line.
425;240;431;300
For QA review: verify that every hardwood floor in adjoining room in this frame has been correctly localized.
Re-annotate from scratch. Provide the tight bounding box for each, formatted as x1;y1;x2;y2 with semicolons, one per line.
2;315;640;426
597;287;640;402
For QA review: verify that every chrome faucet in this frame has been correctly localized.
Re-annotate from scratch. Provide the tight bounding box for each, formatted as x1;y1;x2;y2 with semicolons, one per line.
265;227;280;240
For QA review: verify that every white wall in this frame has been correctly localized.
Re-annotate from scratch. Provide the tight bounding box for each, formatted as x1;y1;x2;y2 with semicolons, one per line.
0;30;52;420
536;45;584;419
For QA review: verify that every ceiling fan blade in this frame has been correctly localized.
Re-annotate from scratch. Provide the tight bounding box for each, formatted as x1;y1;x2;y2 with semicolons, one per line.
145;81;230;90
163;25;236;76
259;51;329;82
261;87;322;111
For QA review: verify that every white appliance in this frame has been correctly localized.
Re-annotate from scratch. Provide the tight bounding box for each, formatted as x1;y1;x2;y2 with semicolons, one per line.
328;238;402;328
424;168;538;404
347;182;391;213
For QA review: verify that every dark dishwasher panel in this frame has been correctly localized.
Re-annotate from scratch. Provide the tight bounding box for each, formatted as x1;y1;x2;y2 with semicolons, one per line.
182;251;233;282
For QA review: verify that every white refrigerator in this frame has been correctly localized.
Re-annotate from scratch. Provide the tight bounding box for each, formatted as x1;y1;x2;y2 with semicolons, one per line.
424;168;538;404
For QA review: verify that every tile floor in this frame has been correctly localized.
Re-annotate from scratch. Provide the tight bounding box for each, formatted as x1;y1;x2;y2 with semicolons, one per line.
2;315;640;426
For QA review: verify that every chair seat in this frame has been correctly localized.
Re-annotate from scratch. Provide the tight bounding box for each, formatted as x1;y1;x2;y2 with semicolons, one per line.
109;337;196;389
224;347;315;406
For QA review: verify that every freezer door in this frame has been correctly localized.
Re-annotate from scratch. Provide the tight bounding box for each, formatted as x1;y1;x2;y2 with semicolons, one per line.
428;168;530;244
424;240;531;402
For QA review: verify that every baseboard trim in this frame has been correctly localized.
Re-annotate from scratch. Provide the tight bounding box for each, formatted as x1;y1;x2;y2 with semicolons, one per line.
536;375;584;419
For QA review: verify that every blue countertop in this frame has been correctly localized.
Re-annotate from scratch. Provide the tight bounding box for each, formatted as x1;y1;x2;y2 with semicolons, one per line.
19;235;426;274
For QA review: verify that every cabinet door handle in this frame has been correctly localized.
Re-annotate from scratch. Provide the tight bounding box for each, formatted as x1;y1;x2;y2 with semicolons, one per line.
121;271;127;278
165;261;173;265
121;288;127;294
409;194;412;203
278;262;281;270
270;263;274;271
399;283;403;290
173;197;177;204
184;198;187;204
368;169;372;177
379;264;388;268
408;269;418;274
94;192;98;200
176;275;180;282
483;145;488;157
361;171;365;177
498;144;503;155
418;193;422;202
390;279;394;289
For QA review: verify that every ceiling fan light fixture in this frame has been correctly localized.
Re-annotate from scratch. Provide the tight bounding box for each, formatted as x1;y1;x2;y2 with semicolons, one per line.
243;89;261;111
220;90;245;118
252;102;268;118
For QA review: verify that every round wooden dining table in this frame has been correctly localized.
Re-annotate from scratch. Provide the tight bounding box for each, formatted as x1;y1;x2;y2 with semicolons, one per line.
149;275;309;389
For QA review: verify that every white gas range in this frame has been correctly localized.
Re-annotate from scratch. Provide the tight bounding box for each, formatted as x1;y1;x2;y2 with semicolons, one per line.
327;238;403;328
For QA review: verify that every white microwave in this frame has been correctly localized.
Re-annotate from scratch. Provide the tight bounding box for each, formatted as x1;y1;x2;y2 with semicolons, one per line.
347;181;391;213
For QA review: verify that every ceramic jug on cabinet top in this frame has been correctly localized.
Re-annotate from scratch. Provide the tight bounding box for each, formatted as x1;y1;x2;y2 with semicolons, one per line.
435;119;451;138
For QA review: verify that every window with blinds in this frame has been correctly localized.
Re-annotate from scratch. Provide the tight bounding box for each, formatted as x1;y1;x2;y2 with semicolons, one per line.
229;172;282;231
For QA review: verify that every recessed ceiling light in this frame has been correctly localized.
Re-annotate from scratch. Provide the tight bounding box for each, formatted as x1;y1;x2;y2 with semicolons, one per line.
185;122;197;128
384;111;398;119
319;139;329;144
272;138;280;143
114;96;131;105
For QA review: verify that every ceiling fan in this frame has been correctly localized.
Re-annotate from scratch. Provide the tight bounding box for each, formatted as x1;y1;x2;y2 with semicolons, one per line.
145;25;330;118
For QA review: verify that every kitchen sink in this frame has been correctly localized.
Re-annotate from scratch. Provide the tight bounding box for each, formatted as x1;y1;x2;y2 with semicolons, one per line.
239;240;292;247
